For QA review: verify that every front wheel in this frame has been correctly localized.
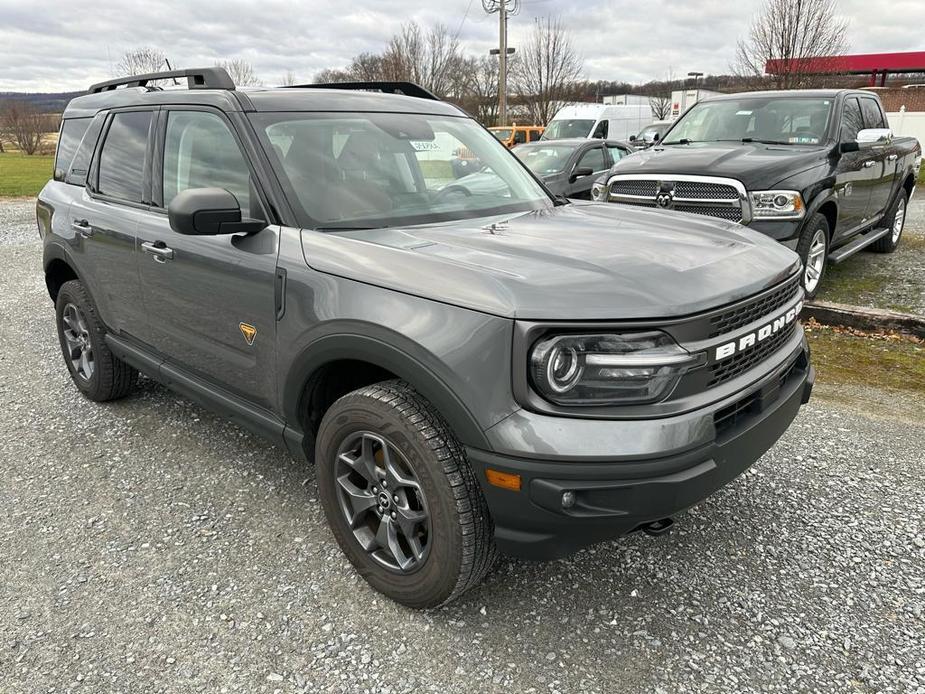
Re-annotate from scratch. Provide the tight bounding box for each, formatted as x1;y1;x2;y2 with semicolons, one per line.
796;214;829;300
315;380;497;608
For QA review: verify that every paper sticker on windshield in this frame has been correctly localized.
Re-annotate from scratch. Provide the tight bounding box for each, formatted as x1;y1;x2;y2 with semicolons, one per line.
409;141;439;151
736;110;753;116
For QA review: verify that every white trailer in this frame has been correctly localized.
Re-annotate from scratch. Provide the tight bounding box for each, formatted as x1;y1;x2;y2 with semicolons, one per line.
670;89;722;119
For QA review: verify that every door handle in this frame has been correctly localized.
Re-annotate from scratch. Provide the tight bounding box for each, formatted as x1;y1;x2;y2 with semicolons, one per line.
71;219;93;237
862;161;876;168
141;240;174;262
886;154;898;162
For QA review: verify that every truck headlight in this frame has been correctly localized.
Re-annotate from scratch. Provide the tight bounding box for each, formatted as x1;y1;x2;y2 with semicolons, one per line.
530;332;706;406
749;190;805;219
591;180;607;201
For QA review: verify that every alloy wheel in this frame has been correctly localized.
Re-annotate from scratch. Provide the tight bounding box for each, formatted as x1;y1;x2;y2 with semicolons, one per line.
803;229;826;294
334;432;431;573
61;303;94;381
892;197;906;244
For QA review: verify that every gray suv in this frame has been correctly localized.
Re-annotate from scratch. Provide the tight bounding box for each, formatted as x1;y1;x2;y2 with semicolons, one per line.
38;68;814;608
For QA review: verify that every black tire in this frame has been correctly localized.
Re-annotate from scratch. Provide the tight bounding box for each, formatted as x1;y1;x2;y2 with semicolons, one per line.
871;191;908;254
795;213;830;300
315;380;497;608
55;279;137;401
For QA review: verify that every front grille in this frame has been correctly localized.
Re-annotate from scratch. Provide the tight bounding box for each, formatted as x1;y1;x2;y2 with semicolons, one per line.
674;181;739;200
709;276;801;338
673;204;742;221
708;322;798;387
610;180;658;197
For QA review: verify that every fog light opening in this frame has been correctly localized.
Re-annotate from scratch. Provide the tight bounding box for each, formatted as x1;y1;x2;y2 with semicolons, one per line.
561;490;576;509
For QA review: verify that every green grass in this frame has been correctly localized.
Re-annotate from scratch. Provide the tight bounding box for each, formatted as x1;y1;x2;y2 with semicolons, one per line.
0;152;53;197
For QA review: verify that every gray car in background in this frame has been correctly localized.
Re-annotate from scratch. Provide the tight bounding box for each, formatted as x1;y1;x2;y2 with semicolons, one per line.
512;138;631;199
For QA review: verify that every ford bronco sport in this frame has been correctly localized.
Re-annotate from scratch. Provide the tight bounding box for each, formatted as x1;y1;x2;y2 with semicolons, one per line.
37;68;814;608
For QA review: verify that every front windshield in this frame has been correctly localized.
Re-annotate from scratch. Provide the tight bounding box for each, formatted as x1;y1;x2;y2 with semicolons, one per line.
663;97;834;145
491;128;513;141
513;143;575;175
542;119;595;140
252;112;551;229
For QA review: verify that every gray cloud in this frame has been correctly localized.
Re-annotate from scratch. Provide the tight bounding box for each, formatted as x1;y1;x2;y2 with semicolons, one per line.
0;0;922;92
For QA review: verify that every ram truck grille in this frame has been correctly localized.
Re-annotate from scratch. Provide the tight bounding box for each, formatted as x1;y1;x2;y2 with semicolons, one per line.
607;175;748;224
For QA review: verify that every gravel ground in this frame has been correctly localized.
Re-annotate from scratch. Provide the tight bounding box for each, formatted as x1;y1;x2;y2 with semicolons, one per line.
0;198;38;247
818;197;925;315
1;201;924;693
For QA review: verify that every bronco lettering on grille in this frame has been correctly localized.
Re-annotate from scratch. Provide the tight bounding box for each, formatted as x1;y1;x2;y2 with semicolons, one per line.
714;301;803;361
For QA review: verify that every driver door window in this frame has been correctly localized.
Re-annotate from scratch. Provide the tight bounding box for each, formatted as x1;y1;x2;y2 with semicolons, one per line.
162;110;261;218
577;146;607;172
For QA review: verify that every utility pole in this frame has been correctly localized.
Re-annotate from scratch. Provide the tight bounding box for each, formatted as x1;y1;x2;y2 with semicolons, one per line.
498;0;508;127
483;0;518;127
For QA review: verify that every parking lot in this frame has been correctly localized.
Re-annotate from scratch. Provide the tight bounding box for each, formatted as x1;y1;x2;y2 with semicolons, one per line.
1;199;923;693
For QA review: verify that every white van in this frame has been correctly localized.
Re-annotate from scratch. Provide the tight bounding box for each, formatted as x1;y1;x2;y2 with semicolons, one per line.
542;103;654;141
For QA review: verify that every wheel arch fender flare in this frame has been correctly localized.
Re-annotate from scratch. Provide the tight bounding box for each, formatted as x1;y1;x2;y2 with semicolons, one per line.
42;241;83;301
282;332;492;451
803;188;839;236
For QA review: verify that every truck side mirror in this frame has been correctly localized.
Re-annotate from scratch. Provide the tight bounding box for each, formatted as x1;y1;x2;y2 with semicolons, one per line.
629;135;637;142
854;128;893;150
570;166;594;183
168;188;265;236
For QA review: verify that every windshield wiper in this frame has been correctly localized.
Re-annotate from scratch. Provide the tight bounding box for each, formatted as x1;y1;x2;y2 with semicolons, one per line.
315;225;381;232
740;137;791;145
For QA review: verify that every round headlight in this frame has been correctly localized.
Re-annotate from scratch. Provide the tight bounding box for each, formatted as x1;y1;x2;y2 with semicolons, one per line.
773;194;789;207
546;345;583;393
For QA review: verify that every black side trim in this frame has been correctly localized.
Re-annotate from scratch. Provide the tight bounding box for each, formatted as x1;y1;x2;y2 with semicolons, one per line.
289;81;440;101
89;67;235;93
105;334;288;451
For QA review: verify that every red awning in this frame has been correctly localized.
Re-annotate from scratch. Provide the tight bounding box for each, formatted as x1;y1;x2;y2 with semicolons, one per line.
766;51;925;75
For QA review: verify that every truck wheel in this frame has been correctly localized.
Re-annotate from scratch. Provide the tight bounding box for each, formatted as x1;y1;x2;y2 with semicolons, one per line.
55;279;137;401
796;214;829;300
315;380;497;608
871;191;907;254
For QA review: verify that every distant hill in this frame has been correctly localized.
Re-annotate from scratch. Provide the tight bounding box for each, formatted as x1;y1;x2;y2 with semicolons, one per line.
0;91;83;114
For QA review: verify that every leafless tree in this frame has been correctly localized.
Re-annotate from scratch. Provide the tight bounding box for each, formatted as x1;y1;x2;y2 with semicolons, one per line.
115;47;168;76
734;0;849;89
280;70;298;86
646;68;677;120
380;22;465;97
512;17;583;125
215;59;263;87
462;56;500;126
314;67;354;84
0;100;46;155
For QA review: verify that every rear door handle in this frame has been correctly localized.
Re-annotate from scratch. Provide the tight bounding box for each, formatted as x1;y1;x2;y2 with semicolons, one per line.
141;240;174;262
886;154;898;162
862;160;876;168
71;219;93;237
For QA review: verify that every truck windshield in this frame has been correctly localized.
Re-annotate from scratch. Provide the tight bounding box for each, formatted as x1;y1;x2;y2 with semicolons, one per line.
251;112;552;229
542;119;595;140
663;97;834;146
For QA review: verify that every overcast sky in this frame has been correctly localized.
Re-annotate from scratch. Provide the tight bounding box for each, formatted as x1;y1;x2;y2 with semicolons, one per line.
0;0;922;92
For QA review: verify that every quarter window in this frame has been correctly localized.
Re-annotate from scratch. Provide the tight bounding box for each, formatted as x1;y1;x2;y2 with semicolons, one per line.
163;111;256;215
98;111;152;203
607;144;627;163
54;118;91;182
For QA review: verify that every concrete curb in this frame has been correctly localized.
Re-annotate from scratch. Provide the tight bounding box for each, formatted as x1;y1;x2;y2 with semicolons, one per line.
802;300;925;338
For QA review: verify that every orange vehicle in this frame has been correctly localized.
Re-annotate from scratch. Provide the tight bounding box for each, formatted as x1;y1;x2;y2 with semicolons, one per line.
489;124;545;148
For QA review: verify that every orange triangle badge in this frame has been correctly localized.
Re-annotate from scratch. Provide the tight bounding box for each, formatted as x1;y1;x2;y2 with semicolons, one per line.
239;323;257;346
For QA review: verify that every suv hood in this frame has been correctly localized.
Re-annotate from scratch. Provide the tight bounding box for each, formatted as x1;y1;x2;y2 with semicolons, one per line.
300;203;800;321
613;142;828;190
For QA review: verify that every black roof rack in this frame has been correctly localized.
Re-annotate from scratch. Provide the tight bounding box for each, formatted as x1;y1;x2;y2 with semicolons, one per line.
289;81;439;101
88;67;235;94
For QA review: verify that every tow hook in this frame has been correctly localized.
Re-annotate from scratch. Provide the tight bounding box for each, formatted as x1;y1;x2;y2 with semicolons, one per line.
642;518;674;537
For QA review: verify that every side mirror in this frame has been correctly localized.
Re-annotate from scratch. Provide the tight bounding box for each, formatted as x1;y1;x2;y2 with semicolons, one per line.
856;128;892;148
168;188;265;236
629;135;637;142
570;166;594;183
653;133;660;142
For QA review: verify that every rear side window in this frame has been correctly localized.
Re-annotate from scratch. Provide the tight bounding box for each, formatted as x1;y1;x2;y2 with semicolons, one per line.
840;98;864;142
54;118;90;182
513;129;527;145
859;98;887;130
98;111;152;203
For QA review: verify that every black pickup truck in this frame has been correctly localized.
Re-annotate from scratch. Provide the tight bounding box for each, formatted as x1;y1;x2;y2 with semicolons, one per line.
594;90;922;297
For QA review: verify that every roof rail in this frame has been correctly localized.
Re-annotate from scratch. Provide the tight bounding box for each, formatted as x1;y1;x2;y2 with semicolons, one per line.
289;81;440;101
88;67;235;94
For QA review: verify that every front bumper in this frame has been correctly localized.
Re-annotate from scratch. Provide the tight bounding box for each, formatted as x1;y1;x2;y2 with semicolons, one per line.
468;345;814;560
